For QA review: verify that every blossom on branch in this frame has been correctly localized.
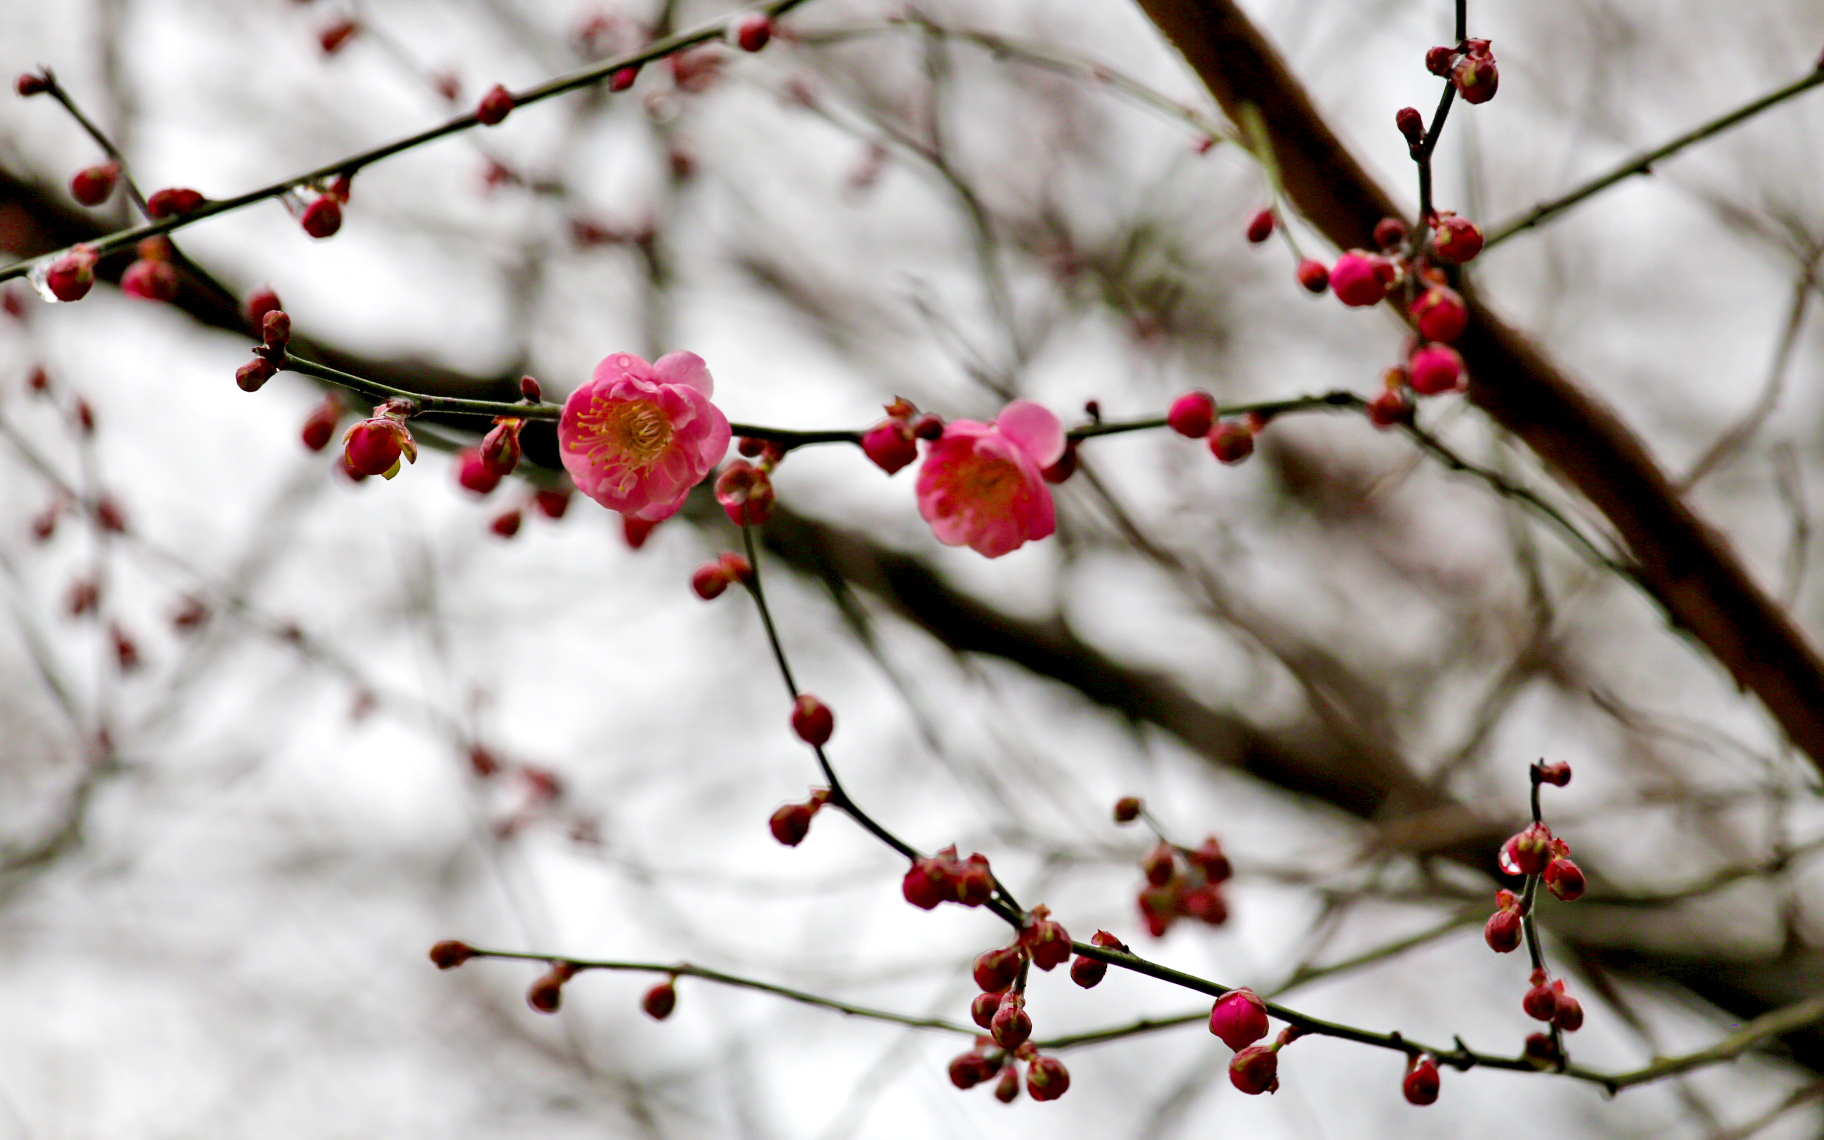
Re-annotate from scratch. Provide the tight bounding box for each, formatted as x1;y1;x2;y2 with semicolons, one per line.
914;400;1065;558
558;351;731;521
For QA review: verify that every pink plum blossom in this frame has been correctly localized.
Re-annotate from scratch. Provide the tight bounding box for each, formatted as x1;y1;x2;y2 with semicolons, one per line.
914;400;1065;558
559;351;731;521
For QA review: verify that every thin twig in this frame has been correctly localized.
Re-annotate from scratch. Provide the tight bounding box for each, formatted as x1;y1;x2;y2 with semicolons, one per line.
1486;67;1824;249
1;0;815;280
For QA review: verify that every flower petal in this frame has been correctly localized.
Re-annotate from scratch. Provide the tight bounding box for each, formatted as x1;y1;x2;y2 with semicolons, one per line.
994;400;1065;468
654;350;714;396
592;352;656;387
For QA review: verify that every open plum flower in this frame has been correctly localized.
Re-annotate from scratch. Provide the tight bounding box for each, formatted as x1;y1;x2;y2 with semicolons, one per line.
559;351;731;521
915;400;1065;558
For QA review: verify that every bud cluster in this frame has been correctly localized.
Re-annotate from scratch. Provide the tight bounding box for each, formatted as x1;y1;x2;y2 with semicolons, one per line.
902;845;996;910
1134;836;1232;937
860;397;943;475
947;1038;1069;1104
1166;391;1259;466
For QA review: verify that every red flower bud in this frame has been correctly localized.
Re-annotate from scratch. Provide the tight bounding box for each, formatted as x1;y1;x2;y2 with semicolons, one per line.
70;162;120;206
716;460;775;526
145;187;205;219
1113;796;1142;823
691;561;731;599
236;358;278;392
1395;106;1425;148
734;14;773;52
1368;386;1413;428
990;996;1032;1050
1499;822;1554;877
1425;46;1456;77
1026;1054;1070;1101
769;801;814;846
1245;208;1275;244
1330;252;1388;307
15;72;51;97
534;489;571;518
519;374;542;402
1483;907;1522;953
451;448;500;495
910;413;944;440
718;552;752;584
246;287;283;330
643;980;678;1020
1430;214;1483;265
954;853;995;907
790;693;833;746
861;419;918;474
1543;857;1585;902
43;246;97;302
480;417;523;476
623;516;658;549
1070;953;1108;989
527;963;574;1013
1181;884;1229;924
319;18;359;55
994;1064;1021;1102
1167;391;1217;439
1403;1053;1440;1105
1142;842;1176;887
973;946;1023;994
1187;836;1231;882
1374;216;1409;250
1536;761;1572;786
476;84;514;125
1451;50;1499;104
1407;344;1464;395
1522;978;1559;1022
1523;1032;1559;1067
1020;907;1071;971
1295;258;1329;293
902;858;945;909
1552;990;1584;1032
429;940;476;969
301;196;342;239
948;1050;1000;1089
489;508;523;538
1209;988;1270;1051
971;990;1001;1029
610;66;639;92
1410;286;1467;343
343;416;416;477
1208;420;1255;465
121;258;179;302
1228;1044;1279;1095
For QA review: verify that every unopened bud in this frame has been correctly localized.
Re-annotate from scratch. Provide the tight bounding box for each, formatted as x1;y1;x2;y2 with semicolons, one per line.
1113;796;1142;823
1026;1054;1070;1101
790;693;833;746
642;980;677;1020
1402;1053;1440;1105
429;940;476;969
1228;1044;1279;1095
1207;420;1255;465
476;84;514;125
70;162;120;206
1245;208;1275;244
1167;391;1216;439
301;196;342;239
973;946;1024;994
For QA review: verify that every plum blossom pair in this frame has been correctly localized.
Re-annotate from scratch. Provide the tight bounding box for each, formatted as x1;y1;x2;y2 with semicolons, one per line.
559;348;1067;559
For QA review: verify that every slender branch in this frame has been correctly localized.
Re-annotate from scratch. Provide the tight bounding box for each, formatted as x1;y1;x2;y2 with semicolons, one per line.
1602;993;1824;1091
737;523;923;864
797;19;1234;148
1486;67;1824;249
461;947;980;1035
1;0;815;281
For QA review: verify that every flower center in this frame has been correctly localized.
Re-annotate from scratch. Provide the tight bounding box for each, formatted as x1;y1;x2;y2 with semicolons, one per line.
578;397;673;469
